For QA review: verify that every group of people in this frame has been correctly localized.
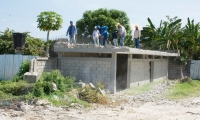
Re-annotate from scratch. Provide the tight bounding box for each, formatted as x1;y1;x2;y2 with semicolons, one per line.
66;21;141;48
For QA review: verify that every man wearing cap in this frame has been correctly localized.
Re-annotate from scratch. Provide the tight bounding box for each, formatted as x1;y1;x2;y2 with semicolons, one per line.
116;23;126;47
133;25;141;48
66;21;77;46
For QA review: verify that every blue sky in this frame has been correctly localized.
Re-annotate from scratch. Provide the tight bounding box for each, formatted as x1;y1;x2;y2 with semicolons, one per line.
0;0;200;39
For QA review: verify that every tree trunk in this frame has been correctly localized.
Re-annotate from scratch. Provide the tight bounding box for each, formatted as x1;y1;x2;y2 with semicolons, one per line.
46;30;50;57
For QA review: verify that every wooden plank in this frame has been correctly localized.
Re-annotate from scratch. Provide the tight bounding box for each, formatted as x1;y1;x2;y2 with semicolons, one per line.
0;55;5;80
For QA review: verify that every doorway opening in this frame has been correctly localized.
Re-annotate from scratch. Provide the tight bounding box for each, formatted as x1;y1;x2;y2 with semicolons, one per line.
116;54;128;90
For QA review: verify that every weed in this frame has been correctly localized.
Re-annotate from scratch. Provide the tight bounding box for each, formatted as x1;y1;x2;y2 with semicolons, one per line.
13;60;30;82
165;80;200;100
78;85;108;104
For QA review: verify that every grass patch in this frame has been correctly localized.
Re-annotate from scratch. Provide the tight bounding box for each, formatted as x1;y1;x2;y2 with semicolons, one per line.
165;80;200;100
123;80;163;95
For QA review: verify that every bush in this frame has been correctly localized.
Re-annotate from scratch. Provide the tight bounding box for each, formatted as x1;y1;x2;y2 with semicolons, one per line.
32;70;75;97
0;80;29;95
78;85;108;104
13;60;30;82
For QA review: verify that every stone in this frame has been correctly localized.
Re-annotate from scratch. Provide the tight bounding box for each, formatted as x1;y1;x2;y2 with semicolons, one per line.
120;106;124;110
51;82;57;91
75;80;86;88
105;44;113;48
23;72;39;83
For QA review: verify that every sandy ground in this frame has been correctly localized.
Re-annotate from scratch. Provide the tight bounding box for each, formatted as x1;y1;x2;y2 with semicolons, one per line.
1;81;200;120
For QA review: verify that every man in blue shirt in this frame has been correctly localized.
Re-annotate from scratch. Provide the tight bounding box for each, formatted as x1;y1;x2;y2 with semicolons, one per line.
66;21;77;45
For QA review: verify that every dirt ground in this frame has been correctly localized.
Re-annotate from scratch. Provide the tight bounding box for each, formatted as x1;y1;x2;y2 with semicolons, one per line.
0;81;200;120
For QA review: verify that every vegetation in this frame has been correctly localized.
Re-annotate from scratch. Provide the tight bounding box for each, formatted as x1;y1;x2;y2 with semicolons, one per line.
76;8;132;46
0;28;48;56
13;60;30;82
141;16;200;63
32;70;75;97
79;85;108;104
165;79;200;100
37;11;63;56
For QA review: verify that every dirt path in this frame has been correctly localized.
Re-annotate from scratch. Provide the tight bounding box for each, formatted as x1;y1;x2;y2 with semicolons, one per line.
1;81;200;120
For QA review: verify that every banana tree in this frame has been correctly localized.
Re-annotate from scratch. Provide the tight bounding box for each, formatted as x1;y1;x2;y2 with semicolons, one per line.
141;16;183;51
178;18;200;60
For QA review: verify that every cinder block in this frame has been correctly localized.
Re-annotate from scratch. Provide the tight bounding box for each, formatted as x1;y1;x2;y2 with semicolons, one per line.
88;44;94;48
97;61;102;64
81;45;88;48
24;72;39;83
75;45;82;48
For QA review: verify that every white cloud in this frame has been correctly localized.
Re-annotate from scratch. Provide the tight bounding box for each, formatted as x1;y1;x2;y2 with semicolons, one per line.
31;22;37;27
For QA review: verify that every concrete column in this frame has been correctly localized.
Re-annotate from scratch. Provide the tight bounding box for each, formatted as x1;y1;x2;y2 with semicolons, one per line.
110;52;117;94
57;52;62;70
127;54;132;88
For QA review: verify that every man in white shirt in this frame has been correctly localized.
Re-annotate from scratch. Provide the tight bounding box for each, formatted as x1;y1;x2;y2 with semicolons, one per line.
92;26;100;45
116;23;126;47
133;25;141;48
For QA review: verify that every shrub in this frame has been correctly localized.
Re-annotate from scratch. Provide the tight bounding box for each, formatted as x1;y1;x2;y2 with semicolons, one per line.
32;70;75;97
13;60;30;82
0;80;29;95
78;85;108;104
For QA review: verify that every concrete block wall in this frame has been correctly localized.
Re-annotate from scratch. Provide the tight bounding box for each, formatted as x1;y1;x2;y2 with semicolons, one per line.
33;57;57;75
168;57;190;79
154;60;168;80
130;60;150;83
60;57;111;88
129;59;168;86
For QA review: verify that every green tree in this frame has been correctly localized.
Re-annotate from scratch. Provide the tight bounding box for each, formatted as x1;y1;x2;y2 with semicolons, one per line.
179;18;200;61
0;28;46;56
37;11;63;56
141;16;183;51
0;28;15;54
76;8;132;46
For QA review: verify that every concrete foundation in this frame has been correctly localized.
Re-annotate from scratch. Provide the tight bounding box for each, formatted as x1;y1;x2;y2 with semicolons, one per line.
23;72;39;83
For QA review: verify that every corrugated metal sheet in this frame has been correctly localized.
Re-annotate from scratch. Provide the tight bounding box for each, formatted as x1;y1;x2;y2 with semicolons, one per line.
0;55;5;80
0;54;35;80
4;54;14;80
190;60;200;79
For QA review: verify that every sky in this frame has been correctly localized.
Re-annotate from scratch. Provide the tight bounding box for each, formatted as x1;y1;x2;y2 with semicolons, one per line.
0;0;200;39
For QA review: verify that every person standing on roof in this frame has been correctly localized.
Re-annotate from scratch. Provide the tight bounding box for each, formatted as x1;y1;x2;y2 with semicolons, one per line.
100;26;109;46
66;21;77;46
116;23;126;47
92;26;100;46
112;26;118;47
133;25;141;48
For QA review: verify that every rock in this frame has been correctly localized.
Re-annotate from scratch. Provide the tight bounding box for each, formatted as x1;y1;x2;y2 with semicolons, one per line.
120;106;124;110
51;82;57;91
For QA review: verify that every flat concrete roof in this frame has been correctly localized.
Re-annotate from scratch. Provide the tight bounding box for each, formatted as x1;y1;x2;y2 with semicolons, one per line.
53;43;179;57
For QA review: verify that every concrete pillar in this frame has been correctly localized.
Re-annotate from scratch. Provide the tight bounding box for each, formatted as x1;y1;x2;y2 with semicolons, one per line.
57;52;62;70
110;52;117;94
127;54;132;88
